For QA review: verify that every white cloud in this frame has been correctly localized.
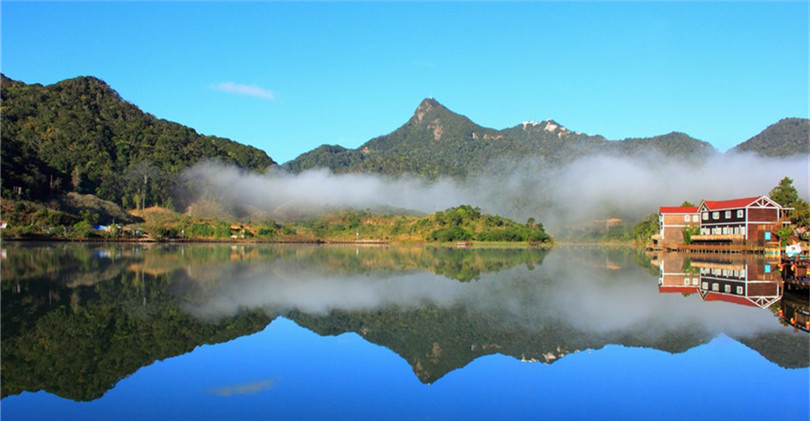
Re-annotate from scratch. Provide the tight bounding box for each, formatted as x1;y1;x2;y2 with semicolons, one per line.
208;379;275;397
211;81;275;101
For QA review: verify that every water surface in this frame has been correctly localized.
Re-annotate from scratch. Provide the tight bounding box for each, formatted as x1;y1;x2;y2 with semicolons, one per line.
2;243;807;420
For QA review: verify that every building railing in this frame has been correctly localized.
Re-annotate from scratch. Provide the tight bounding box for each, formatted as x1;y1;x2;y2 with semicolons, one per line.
691;234;745;242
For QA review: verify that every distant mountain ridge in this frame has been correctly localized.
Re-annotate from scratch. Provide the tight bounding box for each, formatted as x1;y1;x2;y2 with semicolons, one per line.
732;118;809;156
283;97;716;177
285;98;807;178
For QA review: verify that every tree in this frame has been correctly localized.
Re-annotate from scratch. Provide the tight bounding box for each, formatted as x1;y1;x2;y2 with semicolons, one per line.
632;212;659;246
791;199;810;230
71;166;89;194
769;177;799;207
682;226;700;244
123;161;163;210
769;176;809;229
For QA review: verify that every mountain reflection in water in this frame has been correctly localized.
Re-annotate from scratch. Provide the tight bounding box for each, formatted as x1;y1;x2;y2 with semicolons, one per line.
1;243;807;406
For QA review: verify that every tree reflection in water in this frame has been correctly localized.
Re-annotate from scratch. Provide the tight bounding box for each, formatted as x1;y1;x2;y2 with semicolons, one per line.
2;243;807;401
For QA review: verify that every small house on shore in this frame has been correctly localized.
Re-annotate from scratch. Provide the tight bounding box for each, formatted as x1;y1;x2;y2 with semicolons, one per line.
656;206;699;246
654;195;787;249
693;196;786;245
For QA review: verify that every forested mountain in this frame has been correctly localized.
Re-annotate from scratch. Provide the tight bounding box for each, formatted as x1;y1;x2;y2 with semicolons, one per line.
284;98;717;178
1;74;275;208
731;118;810;156
3;73;803;214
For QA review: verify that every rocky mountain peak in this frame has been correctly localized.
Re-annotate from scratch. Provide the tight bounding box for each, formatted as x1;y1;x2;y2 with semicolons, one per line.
413;98;447;123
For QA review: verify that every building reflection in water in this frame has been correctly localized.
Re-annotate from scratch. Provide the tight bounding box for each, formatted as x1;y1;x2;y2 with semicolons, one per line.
695;258;782;309
651;252;809;333
652;253;781;308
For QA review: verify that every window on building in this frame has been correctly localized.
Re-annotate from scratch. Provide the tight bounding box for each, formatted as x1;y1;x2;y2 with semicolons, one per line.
725;211;731;218
764;232;771;240
683;278;690;285
692;215;698;222
724;285;731;293
712;283;719;291
692;278;699;286
702;212;708;221
736;286;743;295
737;210;743;218
702;282;709;290
765;264;771;273
684;215;690;222
712;212;719;220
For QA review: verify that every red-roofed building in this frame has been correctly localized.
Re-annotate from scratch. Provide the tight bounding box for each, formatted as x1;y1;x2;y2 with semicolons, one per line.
656;206;699;246
695;195;785;245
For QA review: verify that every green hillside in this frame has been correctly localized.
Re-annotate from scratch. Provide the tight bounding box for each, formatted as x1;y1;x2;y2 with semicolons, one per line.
1;74;275;208
731;118;810;156
284;98;717;178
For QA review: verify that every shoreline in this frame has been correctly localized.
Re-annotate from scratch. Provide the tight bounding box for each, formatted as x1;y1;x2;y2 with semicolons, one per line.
0;236;555;249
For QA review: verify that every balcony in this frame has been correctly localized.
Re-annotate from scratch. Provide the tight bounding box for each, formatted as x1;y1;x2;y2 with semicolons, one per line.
691;234;745;242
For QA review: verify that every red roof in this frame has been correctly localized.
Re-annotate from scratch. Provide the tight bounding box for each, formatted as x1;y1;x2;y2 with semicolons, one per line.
701;196;761;211
659;206;699;214
658;286;699;294
702;292;758;307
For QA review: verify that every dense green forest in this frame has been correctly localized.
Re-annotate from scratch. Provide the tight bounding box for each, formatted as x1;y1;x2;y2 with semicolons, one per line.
732;118;810;156
0;74;275;208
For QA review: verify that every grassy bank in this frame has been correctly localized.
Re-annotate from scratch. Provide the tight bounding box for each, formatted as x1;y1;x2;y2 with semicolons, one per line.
1;201;553;247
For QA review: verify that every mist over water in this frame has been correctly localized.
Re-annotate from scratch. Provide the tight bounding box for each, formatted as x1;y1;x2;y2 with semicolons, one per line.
181;152;809;232
182;247;784;339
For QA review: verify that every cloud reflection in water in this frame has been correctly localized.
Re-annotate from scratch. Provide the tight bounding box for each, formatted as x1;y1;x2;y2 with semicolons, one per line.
181;247;784;339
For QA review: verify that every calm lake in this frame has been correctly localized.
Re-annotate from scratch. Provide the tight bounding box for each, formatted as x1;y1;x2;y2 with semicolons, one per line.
2;242;808;420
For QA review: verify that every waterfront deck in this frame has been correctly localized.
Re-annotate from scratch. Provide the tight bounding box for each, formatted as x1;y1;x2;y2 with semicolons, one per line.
649;243;775;255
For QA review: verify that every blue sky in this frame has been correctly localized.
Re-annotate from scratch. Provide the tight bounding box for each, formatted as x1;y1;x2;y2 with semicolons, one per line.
2;1;807;163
